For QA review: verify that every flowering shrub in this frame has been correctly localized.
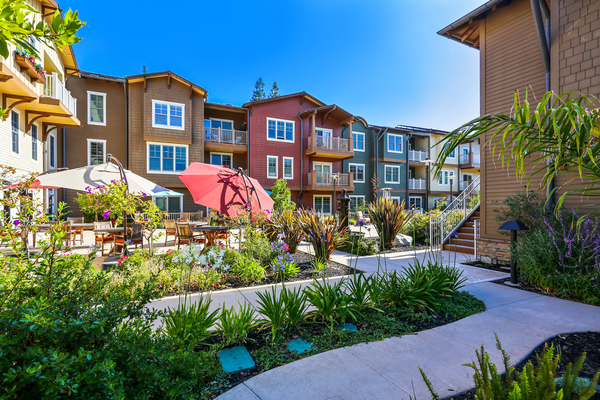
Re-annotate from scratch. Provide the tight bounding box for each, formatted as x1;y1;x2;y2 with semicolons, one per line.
264;209;303;253
15;48;46;77
270;235;299;281
172;244;226;271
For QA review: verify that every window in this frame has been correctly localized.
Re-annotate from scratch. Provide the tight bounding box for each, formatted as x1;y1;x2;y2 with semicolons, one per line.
283;157;293;179
210;153;232;168
48;133;56;169
385;165;400;183
353;132;365;151
438;170;454;186
267;118;294;142
31;124;38;161
314;195;331;214
147;143;188;173
87;91;106;126
388;133;403;153
349;163;365;183
448;148;456;158
152;100;185;130
87;139;106;165
349;195;365;211
11;111;19;155
390;196;401;204
409;196;422;210
267;156;278;179
205;119;234;142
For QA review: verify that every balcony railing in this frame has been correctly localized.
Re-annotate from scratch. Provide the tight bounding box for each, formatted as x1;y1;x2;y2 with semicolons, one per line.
309;171;353;187
409;178;426;190
459;152;480;165
205;127;247;145
309;135;350;151
459;180;473;190
408;149;429;162
44;72;77;115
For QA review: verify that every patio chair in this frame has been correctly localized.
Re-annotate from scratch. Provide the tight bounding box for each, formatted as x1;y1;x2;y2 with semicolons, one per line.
50;221;76;247
164;219;177;244
114;223;144;254
180;212;190;221
355;211;371;224
67;217;84;245
94;221;114;256
175;222;205;250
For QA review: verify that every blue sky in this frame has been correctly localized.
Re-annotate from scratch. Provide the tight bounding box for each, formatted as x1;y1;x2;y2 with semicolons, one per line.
71;0;483;131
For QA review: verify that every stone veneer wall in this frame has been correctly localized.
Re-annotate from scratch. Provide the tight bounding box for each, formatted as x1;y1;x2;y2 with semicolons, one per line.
477;237;511;264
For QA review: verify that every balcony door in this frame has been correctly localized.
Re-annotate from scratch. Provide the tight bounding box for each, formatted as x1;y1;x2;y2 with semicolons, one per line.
313;162;332;185
315;128;332;148
205;119;234;142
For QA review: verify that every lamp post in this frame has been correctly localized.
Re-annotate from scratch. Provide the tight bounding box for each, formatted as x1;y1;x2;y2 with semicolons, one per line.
423;159;432;212
331;172;339;216
107;154;129;256
498;220;529;285
449;175;454;203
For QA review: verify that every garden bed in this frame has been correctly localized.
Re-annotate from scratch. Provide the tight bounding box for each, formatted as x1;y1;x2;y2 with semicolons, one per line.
448;332;600;400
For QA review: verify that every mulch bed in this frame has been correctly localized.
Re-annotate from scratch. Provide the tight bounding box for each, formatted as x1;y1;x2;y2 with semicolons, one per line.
463;260;512;273
448;332;600;399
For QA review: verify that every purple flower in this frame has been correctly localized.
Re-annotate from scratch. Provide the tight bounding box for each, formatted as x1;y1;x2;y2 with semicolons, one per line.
137;199;142;204
142;192;147;197
12;219;21;226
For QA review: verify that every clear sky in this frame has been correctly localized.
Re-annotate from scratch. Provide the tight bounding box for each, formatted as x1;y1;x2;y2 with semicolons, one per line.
71;0;483;131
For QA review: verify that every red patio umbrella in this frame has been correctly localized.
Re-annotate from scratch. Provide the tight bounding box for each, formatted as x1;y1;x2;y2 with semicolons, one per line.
3;179;60;189
178;163;274;218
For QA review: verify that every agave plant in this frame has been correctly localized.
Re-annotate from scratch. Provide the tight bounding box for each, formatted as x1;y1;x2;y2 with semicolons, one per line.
368;197;414;249
296;209;347;263
265;209;304;253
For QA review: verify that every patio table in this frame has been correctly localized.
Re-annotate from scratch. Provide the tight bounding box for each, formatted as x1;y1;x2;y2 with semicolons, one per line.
93;227;126;256
30;223;96;247
192;226;232;248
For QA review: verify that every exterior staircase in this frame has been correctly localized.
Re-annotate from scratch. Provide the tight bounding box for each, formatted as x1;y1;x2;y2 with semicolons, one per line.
442;206;479;254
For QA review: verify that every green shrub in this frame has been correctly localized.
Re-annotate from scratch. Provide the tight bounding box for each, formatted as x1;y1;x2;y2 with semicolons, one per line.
305;278;357;332
255;287;287;341
232;255;265;283
269;178;296;212
281;286;309;328
265;209;303;253
217;302;257;345
241;231;277;266
400;210;438;243
368;198;414;249
161;295;219;349
337;233;378;255
297;209;347;263
492;191;558;234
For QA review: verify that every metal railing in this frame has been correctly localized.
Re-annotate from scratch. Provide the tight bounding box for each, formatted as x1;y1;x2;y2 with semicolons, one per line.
459;180;473;190
430;175;480;249
474;219;480;258
459;152;481;165
44;72;77;116
309;135;351;152
162;212;205;221
408;149;429;162
409;178;426;190
309;171;352;186
205;128;247;145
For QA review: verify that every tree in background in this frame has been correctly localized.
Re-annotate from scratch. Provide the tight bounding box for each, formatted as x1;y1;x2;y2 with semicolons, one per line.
142;65;148;74
269;81;280;98
269;179;295;212
251;77;266;101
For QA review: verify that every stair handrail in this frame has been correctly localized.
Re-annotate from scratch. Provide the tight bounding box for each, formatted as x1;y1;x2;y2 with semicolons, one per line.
430;175;480;249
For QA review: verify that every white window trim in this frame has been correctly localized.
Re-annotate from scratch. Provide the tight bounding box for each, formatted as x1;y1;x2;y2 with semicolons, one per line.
209;152;233;168
438;169;455;186
384;165;401;184
282;156;294;179
315;127;333;136
87;138;107;165
10;109;20;158
146;141;189;174
348;163;365;183
353;131;365;152
390;196;401;203
31;122;39;163
313;161;333;171
266;117;295;143
349;195;365;210
47;132;56;170
267;155;278;179
152;99;185;131
387;133;403;154
87;91;107;126
409;196;422;209
313;195;332;215
462;173;473;181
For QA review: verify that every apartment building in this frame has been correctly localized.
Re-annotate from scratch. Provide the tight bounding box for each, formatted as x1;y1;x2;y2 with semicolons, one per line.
0;0;80;213
203;102;248;173
438;0;598;260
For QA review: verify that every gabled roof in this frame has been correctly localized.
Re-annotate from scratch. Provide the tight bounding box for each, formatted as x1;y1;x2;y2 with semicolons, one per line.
395;124;448;135
80;71;124;83
205;102;248;114
242;91;326;108
126;71;207;96
299;104;355;124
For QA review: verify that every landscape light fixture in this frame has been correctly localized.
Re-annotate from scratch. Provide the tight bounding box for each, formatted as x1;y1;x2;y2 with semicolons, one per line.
498;220;529;285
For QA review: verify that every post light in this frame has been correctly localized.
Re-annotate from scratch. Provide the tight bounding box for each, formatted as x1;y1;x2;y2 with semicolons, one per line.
498;220;529;285
449;174;454;202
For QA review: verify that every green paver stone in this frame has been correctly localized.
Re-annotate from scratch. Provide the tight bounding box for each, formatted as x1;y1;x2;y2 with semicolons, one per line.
337;323;357;331
218;346;255;373
287;338;316;354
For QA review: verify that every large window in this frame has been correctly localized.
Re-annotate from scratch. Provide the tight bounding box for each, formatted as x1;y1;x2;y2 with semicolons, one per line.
385;165;400;183
147;143;188;173
210;153;232;168
88;139;106;165
31;124;38;161
388;133;403;153
409;196;422;210
11;110;19;155
267;156;278;179
283;157;293;179
353;132;365;151
88;91;106;126
152;100;184;130
314;195;331;214
267;118;294;142
205;118;234;142
438;170;454;186
349;195;365;211
349;163;365;183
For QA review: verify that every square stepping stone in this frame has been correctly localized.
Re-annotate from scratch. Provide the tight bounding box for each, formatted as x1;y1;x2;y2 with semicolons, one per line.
288;338;317;354
337;323;357;331
218;346;255;373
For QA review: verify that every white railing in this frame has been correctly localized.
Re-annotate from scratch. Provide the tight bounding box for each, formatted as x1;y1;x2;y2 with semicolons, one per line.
473;153;480;164
430;175;480;249
311;135;350;151
408;149;428;162
459;180;472;190
313;172;352;186
205;128;247;145
409;178;426;190
459;152;481;165
44;72;77;116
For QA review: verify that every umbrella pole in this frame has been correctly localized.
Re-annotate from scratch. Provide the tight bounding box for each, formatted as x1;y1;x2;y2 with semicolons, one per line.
108;154;129;256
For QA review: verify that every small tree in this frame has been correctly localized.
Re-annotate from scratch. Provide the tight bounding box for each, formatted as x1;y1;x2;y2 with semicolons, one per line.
371;174;380;195
270;179;295;212
251;77;266;101
269;81;280;98
140;200;166;257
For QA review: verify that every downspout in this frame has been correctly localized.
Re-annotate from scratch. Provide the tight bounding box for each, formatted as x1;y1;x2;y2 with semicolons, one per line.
405;133;412;208
426;135;431;211
62;127;66;204
124;78;129;169
296;113;304;205
375;127;388;197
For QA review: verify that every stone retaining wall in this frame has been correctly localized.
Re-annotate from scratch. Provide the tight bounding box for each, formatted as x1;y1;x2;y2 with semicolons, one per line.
477;237;511;264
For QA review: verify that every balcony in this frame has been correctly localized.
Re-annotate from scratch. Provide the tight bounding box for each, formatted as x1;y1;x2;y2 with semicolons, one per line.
204;127;248;153
408;149;429;162
305;135;354;160
459;152;480;169
305;171;354;192
459;179;475;190
409;178;426;191
43;72;77;116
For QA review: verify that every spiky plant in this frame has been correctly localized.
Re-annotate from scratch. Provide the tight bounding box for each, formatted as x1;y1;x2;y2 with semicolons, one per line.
368;198;414;249
296;209;347;263
264;209;303;253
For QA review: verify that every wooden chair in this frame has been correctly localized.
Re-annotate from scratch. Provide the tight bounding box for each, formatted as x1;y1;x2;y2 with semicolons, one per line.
50;221;76;247
175;222;204;250
94;221;114;256
180;212;190;221
114;223;144;254
355;211;371;224
164;219;177;244
67;217;84;245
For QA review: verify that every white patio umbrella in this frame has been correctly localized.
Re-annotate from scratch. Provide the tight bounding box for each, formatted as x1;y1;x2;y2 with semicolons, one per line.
37;159;167;195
